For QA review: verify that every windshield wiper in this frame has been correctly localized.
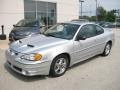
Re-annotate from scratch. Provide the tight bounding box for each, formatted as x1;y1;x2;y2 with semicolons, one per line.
43;33;56;37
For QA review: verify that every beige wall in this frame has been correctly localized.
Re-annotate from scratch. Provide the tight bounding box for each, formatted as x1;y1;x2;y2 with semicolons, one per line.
57;0;79;22
38;0;79;22
0;0;24;35
0;0;79;36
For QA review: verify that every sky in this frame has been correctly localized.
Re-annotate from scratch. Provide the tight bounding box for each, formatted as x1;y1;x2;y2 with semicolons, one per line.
80;0;120;16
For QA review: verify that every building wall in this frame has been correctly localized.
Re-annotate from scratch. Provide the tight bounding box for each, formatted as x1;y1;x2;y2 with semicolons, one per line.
0;0;24;36
57;0;79;22
0;0;79;36
35;0;79;22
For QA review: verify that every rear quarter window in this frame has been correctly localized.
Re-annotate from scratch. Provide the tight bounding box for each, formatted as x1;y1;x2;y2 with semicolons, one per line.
96;25;104;35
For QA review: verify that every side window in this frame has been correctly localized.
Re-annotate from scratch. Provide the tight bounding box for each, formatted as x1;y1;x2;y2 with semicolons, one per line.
96;25;104;35
78;24;97;38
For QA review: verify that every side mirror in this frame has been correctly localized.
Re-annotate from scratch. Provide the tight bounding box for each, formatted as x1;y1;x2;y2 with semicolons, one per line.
76;35;87;41
13;24;16;27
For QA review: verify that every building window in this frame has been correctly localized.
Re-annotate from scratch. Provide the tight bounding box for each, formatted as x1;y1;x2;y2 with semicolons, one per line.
24;0;57;28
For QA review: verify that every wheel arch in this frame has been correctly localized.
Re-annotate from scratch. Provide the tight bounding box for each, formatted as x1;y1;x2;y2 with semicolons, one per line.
51;52;71;68
49;52;71;76
107;40;112;46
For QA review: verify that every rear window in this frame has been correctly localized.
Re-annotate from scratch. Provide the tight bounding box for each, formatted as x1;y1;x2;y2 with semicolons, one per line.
96;26;104;35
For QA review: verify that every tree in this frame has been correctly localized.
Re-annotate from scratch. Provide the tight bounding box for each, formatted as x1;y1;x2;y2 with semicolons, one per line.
89;16;96;21
106;10;116;22
82;6;116;22
97;6;106;21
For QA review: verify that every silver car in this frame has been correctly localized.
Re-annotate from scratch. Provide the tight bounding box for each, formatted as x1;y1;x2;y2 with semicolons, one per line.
6;22;114;77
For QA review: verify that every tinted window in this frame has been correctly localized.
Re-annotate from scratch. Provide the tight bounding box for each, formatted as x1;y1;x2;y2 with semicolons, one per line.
44;23;80;40
16;20;39;27
78;25;97;38
96;26;104;35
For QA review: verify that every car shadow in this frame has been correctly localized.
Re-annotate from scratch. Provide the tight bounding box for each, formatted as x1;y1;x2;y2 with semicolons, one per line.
4;63;47;82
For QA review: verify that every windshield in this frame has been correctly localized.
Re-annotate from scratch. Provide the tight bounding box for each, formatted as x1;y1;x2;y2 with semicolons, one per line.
16;20;39;27
44;23;80;40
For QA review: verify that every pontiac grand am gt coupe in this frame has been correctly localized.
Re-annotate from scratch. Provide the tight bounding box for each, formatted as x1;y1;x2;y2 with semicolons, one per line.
6;22;114;77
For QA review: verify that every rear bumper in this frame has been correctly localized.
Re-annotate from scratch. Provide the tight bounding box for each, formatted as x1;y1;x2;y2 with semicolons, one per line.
6;51;51;76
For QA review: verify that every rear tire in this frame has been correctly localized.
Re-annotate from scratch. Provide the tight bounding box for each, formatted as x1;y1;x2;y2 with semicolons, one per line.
102;42;112;56
49;55;68;77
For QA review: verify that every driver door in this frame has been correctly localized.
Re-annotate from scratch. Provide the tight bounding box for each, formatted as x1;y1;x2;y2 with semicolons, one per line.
73;24;98;63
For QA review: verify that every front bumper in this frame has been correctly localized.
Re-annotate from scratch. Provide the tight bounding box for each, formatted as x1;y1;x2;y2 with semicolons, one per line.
6;51;51;76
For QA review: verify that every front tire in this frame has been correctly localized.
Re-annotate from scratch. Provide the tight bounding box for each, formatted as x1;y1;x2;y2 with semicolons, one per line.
49;55;68;77
102;42;112;56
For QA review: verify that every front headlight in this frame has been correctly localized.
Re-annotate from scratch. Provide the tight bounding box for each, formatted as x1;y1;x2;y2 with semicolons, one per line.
21;53;42;61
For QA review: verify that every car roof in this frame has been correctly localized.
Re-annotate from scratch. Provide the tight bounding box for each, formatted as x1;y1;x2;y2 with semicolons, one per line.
64;21;96;26
71;19;89;22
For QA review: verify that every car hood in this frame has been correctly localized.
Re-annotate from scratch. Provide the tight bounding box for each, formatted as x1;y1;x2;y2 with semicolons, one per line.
10;34;69;53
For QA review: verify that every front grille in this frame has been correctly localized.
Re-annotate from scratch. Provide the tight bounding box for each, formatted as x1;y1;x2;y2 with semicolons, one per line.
7;61;22;72
13;65;22;72
7;61;22;73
